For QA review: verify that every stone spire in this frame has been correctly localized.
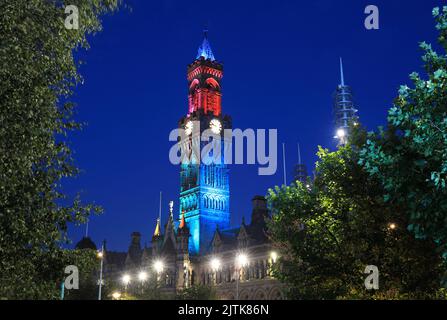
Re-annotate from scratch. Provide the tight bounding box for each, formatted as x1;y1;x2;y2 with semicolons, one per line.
153;218;161;237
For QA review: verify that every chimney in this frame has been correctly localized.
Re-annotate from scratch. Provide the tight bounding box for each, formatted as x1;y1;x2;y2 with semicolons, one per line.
131;232;141;245
251;196;268;226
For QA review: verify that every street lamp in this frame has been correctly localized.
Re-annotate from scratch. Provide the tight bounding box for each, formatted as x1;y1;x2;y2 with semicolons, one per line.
153;260;164;285
235;253;249;300
153;260;164;274
97;240;105;300
270;251;278;263
138;271;148;295
210;257;221;284
210;258;221;271
138;271;148;281
236;253;248;268
122;274;131;292
388;223;397;230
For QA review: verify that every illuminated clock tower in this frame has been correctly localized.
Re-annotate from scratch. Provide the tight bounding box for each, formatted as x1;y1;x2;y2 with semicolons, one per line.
178;32;231;255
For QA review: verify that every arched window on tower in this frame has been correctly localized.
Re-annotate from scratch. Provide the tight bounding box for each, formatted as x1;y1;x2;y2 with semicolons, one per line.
189;79;200;92
206;78;220;91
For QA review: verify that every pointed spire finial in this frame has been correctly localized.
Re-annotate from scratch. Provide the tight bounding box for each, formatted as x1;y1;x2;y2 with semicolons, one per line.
340;57;345;86
153;218;161;237
203;24;209;38
159;191;162;221
179;210;186;229
196;28;215;61
297;142;302;165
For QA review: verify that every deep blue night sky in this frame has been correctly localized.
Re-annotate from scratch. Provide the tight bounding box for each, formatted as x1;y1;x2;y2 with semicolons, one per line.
65;0;445;251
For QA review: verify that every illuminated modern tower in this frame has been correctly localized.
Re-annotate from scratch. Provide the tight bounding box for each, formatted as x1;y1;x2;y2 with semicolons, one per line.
294;143;307;184
177;31;231;255
334;58;358;145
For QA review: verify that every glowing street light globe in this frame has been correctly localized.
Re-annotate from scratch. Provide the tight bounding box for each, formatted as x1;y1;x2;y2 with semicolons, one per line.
153;260;164;273
122;274;131;285
270;251;278;263
236;253;249;268
210;258;221;271
138;271;148;281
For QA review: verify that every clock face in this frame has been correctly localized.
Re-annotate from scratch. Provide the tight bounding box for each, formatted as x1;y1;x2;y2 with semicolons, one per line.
185;121;193;135
210;119;222;134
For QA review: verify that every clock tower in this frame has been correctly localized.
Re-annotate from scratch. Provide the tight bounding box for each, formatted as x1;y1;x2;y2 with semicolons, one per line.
178;32;231;255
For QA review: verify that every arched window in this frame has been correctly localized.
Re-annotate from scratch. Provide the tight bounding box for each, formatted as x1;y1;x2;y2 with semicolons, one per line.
206;78;220;91
189;79;200;92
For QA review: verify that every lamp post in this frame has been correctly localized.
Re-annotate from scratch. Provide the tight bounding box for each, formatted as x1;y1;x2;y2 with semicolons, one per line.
210;258;221;285
97;240;105;300
235;253;248;300
269;251;278;277
138;271;148;295
153;259;164;286
122;274;131;293
270;251;278;263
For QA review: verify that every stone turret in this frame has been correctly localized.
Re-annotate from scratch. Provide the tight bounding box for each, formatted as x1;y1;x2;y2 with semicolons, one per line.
126;232;142;267
251;196;268;227
151;218;162;256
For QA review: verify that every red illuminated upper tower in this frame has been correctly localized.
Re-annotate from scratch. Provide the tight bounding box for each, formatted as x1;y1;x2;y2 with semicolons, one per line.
187;31;223;116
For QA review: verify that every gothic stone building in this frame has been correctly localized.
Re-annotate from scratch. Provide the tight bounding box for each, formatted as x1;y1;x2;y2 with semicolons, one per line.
82;33;284;300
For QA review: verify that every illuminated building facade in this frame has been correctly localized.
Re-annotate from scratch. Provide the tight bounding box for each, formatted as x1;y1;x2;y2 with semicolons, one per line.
87;32;284;300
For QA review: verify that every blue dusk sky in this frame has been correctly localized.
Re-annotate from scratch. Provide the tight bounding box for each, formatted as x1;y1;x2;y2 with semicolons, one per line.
65;0;445;251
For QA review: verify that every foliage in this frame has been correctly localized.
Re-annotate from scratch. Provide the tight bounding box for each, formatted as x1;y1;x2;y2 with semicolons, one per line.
133;278;175;300
0;0;120;299
268;133;445;299
63;249;100;300
175;285;217;300
358;6;447;284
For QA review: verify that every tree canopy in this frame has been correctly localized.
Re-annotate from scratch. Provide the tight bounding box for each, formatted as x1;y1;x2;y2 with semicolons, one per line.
0;0;120;299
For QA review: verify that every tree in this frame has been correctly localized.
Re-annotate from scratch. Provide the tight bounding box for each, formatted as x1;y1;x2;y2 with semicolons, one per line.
63;249;100;300
359;6;447;286
0;0;120;299
268;125;445;299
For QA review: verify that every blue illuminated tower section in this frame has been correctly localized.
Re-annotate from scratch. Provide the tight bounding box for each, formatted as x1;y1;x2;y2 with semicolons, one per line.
178;32;231;255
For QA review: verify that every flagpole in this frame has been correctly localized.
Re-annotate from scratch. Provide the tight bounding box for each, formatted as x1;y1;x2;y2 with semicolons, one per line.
282;143;287;186
159;191;162;221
